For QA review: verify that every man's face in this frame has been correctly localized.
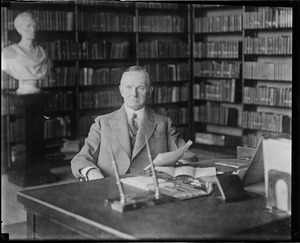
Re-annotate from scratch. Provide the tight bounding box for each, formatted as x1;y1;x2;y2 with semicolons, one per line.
17;17;37;41
119;71;153;111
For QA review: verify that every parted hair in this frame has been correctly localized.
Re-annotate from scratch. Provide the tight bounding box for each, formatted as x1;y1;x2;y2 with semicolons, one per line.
122;66;151;86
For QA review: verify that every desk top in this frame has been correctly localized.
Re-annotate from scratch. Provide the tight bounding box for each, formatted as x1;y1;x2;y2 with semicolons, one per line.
17;175;291;240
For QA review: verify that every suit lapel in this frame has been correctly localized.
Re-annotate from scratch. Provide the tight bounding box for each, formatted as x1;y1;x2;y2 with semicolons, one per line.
109;106;131;159
132;108;157;160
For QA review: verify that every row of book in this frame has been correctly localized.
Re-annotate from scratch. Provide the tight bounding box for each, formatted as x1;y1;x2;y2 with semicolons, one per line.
242;111;291;133
243;86;292;107
138;40;189;58
1;73;18;90
193;79;236;103
242;132;263;148
133;16;185;33
153;107;189;125
244;61;292;81
77;12;134;32
194;61;240;78
150;85;189;104
76;0;133;7
78;67;123;86
79;91;123;109
194;102;239;127
45;91;74;111
244;7;293;29
7;10;74;31
244;35;292;55
41;67;77;87
40;40;130;60
44;116;71;139
194;15;242;33
194;41;240;59
136;2;179;9
193;4;225;8
143;63;190;82
78;40;130;60
40;40;78;60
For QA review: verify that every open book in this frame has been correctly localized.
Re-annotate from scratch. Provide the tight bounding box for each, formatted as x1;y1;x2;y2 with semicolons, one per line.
155;166;216;179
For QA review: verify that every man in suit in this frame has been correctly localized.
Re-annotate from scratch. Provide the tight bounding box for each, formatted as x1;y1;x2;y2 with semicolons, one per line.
71;66;197;180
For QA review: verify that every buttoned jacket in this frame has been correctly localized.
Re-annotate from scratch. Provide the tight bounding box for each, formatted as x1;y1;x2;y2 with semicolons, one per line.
71;105;194;178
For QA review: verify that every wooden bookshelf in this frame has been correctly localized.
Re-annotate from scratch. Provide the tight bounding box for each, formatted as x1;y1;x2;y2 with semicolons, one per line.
242;6;292;148
1;2;295;173
191;4;243;152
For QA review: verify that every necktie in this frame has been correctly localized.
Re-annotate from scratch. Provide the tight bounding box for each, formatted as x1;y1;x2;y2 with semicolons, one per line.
130;113;139;137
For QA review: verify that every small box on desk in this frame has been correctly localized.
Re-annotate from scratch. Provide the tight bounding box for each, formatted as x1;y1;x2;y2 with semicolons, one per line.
214;174;246;202
237;146;256;160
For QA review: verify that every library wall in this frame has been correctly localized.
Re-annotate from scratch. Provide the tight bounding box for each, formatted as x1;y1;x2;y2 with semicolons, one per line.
1;2;293;170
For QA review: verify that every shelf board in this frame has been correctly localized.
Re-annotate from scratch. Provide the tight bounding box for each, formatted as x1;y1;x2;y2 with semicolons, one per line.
244;27;292;32
77;31;135;35
193;57;241;61
244;54;292;57
194;121;242;130
148;101;189;107
42;85;76;90
194;99;239;105
138;57;189;61
244;79;292;83
243;128;291;134
195;76;240;81
243;103;292;109
194;31;242;35
152;80;190;85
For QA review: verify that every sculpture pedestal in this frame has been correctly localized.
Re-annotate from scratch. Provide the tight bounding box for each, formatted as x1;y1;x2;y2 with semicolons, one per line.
9;94;56;187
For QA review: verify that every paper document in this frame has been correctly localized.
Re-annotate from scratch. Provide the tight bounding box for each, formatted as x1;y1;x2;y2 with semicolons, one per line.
144;140;193;170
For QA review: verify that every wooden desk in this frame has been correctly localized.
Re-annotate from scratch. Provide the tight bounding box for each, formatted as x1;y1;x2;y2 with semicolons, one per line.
17;176;291;240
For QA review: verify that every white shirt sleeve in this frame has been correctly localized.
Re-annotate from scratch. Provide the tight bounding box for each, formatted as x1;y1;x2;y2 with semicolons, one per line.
80;166;100;181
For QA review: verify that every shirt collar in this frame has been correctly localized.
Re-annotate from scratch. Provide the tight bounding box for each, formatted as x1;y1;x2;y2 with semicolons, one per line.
124;105;145;123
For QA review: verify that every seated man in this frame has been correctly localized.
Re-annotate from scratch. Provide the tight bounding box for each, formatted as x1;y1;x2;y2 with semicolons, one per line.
71;66;197;180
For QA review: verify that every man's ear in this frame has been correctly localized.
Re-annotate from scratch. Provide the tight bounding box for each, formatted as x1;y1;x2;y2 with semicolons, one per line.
119;85;125;98
147;87;153;97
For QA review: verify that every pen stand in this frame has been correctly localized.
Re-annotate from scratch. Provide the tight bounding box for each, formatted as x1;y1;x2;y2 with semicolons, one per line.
104;191;176;213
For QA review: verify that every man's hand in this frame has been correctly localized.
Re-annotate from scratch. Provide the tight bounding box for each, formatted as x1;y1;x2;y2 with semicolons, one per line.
87;168;104;180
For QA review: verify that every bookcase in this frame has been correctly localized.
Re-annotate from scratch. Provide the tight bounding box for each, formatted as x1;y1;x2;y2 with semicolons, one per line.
1;1;294;175
1;1;192;174
191;4;244;151
135;2;191;139
242;6;292;148
191;4;293;151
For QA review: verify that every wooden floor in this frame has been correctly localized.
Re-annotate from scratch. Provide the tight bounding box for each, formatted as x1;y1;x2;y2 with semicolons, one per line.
1;148;233;240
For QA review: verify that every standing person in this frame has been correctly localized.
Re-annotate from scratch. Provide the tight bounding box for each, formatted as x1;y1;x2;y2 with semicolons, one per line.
2;12;51;95
71;66;197;181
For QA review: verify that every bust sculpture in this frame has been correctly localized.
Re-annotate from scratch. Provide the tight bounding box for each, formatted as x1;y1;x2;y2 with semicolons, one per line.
2;12;51;95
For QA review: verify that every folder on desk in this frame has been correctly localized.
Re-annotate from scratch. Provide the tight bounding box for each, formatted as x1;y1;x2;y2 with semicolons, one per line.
241;139;265;196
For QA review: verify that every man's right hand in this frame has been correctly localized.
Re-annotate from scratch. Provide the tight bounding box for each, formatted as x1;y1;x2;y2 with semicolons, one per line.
86;168;104;180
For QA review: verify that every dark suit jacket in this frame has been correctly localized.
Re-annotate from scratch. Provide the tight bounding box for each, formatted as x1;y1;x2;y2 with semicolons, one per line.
71;105;196;178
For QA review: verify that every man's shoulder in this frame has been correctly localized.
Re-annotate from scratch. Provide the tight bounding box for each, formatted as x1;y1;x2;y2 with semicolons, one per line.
150;109;170;122
94;109;120;122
